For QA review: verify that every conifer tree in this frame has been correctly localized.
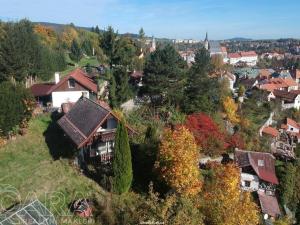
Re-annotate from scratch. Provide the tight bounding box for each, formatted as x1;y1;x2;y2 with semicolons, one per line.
69;39;82;62
183;47;220;114
112;119;133;194
109;74;117;108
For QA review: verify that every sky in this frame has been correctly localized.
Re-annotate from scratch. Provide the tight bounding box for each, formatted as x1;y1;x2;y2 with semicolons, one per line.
0;0;299;40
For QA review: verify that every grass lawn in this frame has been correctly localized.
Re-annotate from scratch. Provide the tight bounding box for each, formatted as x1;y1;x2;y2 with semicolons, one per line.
59;55;100;77
0;115;107;224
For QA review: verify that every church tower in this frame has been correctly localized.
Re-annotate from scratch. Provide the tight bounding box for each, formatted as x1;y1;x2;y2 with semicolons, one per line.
204;32;209;50
150;36;156;53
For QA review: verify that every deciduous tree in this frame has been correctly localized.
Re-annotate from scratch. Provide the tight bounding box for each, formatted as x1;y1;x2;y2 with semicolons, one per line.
203;163;259;225
223;96;240;124
185;113;227;156
155;126;202;196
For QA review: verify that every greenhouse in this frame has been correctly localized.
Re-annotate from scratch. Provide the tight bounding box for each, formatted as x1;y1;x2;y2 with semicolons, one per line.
0;199;56;225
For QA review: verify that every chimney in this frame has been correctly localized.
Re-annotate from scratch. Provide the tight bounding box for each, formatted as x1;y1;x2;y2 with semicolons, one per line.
54;72;60;84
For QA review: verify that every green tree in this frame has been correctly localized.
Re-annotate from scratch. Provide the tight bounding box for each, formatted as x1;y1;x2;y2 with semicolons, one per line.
95;25;100;34
143;44;187;107
0;19;41;82
101;26;117;67
112;36;137;68
277;161;300;211
109;73;117;108
69;39;82;62
113;66;132;106
81;39;93;56
0;82;34;136
183;48;220;114
112;119;133;194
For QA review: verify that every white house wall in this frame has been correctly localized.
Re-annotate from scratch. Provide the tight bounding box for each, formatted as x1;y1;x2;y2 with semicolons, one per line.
52;91;89;108
240;173;260;192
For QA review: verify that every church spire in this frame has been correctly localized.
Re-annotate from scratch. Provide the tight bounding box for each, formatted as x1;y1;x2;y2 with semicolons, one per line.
204;32;209;50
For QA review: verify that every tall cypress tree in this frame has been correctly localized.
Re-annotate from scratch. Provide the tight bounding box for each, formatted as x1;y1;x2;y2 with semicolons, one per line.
112;119;133;194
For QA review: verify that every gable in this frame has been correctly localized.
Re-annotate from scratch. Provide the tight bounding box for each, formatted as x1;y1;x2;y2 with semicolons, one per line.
53;78;89;92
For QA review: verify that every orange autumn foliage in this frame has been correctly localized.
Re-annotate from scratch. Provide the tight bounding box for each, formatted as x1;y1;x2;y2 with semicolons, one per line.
155;126;202;196
203;163;259;225
34;25;57;46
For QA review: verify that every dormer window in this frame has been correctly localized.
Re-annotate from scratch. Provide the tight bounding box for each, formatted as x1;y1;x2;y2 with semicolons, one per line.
68;79;76;88
258;160;264;167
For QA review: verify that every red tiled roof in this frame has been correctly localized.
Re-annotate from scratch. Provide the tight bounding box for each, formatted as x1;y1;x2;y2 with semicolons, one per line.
258;191;281;218
31;69;98;97
259;69;273;78
260;78;298;92
235;149;279;184
286;118;300;129
30;83;55;97
50;68;98;93
262;127;279;137
228;53;241;58
240;51;257;57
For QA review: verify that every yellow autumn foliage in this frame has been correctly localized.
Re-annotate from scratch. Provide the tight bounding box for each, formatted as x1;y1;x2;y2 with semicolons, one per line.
223;96;240;124
61;26;78;48
203;163;260;225
155;126;202;196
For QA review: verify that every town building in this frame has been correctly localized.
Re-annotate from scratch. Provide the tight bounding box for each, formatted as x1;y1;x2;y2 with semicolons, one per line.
260;78;298;92
57;97;134;168
30;68;98;108
228;51;258;66
235;149;279;192
268;90;300;109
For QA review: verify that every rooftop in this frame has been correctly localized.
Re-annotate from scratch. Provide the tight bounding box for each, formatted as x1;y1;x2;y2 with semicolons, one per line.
235;149;279;184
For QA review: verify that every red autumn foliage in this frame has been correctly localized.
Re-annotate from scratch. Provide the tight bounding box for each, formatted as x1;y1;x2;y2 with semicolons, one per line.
185;113;227;156
228;132;245;149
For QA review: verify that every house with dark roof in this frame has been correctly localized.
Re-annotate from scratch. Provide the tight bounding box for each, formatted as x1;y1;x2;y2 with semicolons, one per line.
30;69;98;108
57;97;134;166
234;149;279;192
269;90;300;110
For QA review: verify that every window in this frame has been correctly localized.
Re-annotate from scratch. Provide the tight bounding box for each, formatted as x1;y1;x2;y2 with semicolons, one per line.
258;159;264;167
244;180;251;187
68;79;76;88
291;127;294;131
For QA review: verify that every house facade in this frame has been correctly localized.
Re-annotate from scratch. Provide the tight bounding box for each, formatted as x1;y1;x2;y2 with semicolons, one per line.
269;90;300;110
57;97;133;168
228;51;258;66
235;149;279;192
31;69;98;108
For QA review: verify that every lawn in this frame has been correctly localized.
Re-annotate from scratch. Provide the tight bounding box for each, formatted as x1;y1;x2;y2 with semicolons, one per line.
0;115;107;224
59;55;100;77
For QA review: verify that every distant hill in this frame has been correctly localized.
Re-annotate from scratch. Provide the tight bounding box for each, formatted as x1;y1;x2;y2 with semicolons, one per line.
226;37;253;41
34;22;95;33
34;22;172;42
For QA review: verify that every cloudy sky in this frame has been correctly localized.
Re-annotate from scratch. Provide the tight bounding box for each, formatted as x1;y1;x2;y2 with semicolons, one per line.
0;0;299;40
